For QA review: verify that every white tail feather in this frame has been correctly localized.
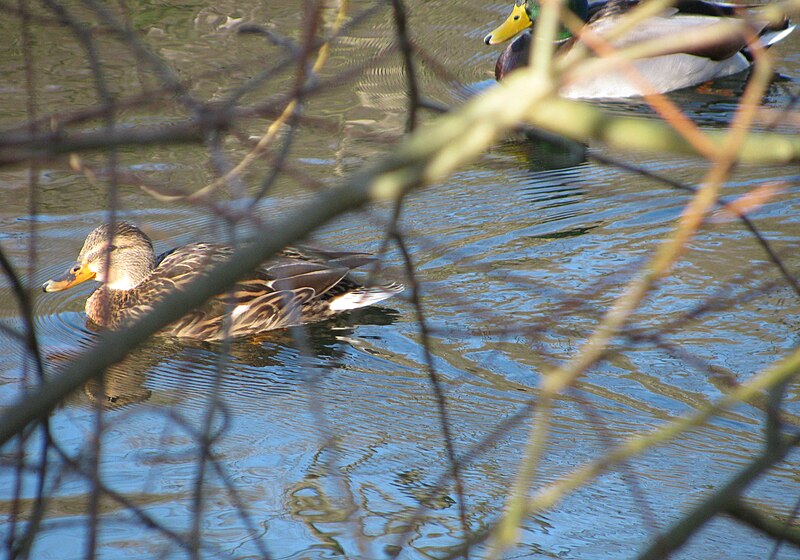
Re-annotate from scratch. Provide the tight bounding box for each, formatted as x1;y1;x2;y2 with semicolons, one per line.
762;25;796;48
328;286;402;312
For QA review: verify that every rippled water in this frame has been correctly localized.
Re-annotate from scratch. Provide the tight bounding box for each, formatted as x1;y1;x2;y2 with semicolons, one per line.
1;0;800;558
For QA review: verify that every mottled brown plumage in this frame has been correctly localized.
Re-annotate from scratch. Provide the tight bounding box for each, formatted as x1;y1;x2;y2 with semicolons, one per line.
43;223;403;341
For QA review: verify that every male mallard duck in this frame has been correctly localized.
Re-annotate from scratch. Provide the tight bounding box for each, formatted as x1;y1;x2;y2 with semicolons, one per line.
42;222;403;341
484;0;795;98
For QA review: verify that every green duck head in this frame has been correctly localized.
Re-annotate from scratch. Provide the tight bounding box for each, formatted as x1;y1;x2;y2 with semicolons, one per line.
483;0;590;45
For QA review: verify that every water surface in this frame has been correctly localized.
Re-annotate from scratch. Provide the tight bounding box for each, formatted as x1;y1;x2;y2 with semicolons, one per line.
1;1;800;558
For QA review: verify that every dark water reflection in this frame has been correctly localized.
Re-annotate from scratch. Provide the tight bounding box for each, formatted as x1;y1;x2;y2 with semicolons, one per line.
1;0;800;558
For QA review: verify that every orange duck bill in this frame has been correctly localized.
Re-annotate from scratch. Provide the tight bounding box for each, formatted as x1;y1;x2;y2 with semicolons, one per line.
42;262;96;292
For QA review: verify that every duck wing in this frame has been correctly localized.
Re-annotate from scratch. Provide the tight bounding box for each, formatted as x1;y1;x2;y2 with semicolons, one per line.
99;243;231;328
280;245;378;269
158;247;355;338
115;242;400;340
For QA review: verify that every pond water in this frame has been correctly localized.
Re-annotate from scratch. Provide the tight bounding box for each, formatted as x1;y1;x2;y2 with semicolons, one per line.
1;0;800;558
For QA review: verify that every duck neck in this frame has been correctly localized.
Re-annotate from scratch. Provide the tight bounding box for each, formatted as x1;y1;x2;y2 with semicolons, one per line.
105;250;156;290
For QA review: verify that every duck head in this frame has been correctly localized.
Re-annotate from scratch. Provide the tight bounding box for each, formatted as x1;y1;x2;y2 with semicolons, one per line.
483;0;590;45
43;222;156;293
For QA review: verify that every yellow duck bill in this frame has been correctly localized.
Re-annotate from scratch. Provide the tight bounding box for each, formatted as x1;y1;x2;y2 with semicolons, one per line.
484;2;532;45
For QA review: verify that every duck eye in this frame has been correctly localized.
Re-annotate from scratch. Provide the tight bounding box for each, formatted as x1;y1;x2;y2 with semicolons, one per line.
71;265;81;273
513;15;520;20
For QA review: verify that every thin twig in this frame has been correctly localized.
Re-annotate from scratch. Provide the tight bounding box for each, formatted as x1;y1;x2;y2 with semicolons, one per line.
390;0;420;132
391;219;471;553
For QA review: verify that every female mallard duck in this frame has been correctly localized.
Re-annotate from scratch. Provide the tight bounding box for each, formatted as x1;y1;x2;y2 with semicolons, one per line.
484;0;794;98
42;222;403;341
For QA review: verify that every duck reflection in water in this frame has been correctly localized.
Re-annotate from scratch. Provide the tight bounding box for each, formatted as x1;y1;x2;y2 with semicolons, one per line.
58;307;402;410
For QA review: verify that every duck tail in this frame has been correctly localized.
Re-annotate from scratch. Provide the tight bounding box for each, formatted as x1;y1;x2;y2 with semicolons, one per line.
760;24;796;48
742;23;795;61
327;282;404;312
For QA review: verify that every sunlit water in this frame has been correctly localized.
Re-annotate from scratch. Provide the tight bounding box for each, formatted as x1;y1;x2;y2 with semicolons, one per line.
1;0;800;558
